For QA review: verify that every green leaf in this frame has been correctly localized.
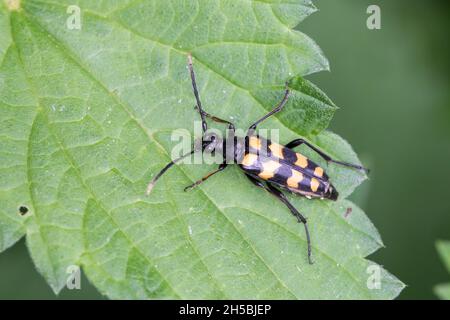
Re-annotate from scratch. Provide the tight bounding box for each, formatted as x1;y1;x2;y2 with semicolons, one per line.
0;0;404;299
435;240;450;300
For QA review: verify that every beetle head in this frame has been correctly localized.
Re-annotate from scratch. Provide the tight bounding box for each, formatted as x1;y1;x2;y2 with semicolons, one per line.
202;131;223;154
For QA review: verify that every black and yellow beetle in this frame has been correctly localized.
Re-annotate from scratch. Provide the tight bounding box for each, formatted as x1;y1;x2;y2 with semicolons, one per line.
146;54;368;264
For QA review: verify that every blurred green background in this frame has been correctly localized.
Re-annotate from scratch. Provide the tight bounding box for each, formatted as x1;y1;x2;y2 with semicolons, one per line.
0;0;449;299
302;0;450;299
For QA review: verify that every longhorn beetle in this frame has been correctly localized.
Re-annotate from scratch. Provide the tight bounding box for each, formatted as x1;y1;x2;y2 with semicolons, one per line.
146;54;368;264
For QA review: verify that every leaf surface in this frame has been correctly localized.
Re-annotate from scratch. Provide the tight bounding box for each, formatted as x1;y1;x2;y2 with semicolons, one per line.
0;0;403;299
435;240;450;300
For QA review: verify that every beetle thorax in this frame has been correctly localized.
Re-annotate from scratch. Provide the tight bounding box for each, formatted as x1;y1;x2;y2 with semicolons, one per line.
202;132;245;164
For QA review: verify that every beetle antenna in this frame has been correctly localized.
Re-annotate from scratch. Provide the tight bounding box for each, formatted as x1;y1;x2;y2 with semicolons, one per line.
187;53;208;132
146;149;196;195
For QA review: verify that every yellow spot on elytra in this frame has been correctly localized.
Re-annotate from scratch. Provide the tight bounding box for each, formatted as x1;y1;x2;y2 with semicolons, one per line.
287;170;303;188
241;153;258;167
269;143;284;159
258;160;281;180
295;153;308;168
4;0;21;11
314;166;324;178
249;136;261;150
310;178;320;192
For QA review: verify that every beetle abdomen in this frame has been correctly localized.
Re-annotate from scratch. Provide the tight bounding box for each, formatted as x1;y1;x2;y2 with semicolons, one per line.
240;135;337;200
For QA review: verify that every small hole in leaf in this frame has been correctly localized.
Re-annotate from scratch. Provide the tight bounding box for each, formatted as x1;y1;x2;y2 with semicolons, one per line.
19;206;29;215
344;207;352;218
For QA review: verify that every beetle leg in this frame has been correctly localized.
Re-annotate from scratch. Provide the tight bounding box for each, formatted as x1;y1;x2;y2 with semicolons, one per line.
184;162;228;191
244;174;266;189
245;174;313;264
194;106;235;130
248;83;290;131
265;183;313;264
285;138;369;174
